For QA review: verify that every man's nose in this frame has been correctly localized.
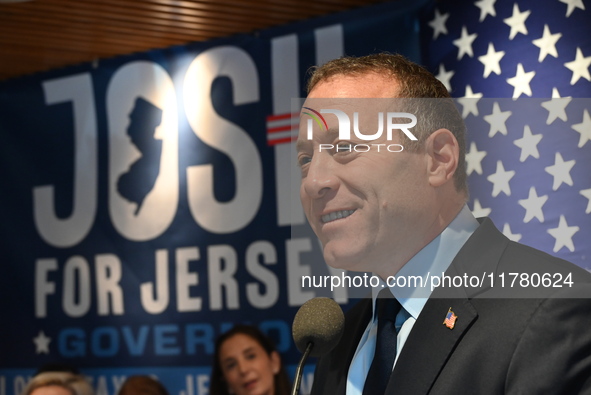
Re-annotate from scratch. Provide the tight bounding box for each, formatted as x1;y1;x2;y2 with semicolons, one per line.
302;155;339;199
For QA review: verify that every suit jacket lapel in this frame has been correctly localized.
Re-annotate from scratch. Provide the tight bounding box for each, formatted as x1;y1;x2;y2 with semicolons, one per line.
388;290;477;394
386;217;508;394
329;297;373;394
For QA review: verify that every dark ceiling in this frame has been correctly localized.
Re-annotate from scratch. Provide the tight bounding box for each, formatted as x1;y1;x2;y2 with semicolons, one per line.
0;0;389;82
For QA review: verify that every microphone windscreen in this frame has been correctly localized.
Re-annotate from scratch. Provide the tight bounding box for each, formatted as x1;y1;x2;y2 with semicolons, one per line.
292;297;345;357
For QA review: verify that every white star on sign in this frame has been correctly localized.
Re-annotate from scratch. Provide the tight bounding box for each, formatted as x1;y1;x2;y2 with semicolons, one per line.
478;42;505;78
541;88;571;124
559;0;586;17
429;9;450;39
457;85;483;118
502;223;522;242
33;331;51;354
564;47;591;85
484;102;512;138
518;186;548;223
453;26;478;60
503;3;531;40
513;125;542;162
580;188;591;214
506;63;535;98
475;0;496;21
436;63;454;92
465;141;487;175
544;152;575;191
571;109;591;148
532;24;562;62
547;215;579;253
471;198;492;217
487;160;515;197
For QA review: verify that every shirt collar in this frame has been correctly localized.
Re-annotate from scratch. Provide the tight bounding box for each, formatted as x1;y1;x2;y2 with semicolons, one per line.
371;204;479;320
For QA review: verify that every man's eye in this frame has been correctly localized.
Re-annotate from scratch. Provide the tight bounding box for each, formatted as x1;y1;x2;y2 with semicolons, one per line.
335;142;353;152
298;155;312;166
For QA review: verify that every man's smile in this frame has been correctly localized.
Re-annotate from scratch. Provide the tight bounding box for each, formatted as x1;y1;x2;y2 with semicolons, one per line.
321;209;356;223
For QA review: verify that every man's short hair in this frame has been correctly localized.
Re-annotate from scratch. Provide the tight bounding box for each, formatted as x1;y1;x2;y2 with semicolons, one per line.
307;53;468;194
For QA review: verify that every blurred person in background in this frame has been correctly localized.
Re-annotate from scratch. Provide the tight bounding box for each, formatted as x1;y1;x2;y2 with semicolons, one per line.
117;376;169;395
22;370;94;395
210;325;291;395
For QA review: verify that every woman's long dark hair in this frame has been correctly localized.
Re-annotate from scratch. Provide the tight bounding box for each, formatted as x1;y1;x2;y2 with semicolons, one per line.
209;325;291;395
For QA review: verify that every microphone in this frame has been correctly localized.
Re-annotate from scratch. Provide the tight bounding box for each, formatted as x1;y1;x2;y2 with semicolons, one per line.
291;297;345;395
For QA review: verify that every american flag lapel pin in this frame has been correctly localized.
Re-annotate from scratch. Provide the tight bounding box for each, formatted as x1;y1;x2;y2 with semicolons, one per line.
443;307;457;330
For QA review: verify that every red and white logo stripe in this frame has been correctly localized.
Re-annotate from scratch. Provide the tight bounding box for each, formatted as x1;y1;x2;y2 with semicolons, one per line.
266;112;299;146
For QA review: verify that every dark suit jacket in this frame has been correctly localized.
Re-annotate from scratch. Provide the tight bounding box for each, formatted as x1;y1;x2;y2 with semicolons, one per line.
310;218;591;394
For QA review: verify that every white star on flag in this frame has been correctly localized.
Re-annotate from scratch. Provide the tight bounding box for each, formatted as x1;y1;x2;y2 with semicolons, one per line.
571;109;591;148
465;141;487;175
502;223;522;242
518;187;548;223
457;86;483;118
471;198;492;217
475;0;497;22
484;102;512;137
547;215;579;252
513;125;542;161
559;0;586;17
532;24;562;62
429;9;450;39
478;43;505;78
506;63;535;98
580;188;591;214
564;47;591;85
453;26;478;60
545;152;576;191
503;3;531;40
436;63;454;91
487;160;515;197
541;88;571;124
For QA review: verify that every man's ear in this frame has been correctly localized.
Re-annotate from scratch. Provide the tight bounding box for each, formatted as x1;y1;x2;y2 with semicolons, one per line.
425;128;460;187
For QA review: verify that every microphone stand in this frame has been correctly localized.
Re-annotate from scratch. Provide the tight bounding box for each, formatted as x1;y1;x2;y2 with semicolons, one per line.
291;342;313;395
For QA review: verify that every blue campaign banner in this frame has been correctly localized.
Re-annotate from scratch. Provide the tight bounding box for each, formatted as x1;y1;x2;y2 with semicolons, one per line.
0;1;428;394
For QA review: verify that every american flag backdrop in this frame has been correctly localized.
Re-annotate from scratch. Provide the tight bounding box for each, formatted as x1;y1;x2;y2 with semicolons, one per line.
420;0;591;270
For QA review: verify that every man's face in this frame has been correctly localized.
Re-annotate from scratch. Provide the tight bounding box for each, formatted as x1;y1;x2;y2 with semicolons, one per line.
297;73;438;278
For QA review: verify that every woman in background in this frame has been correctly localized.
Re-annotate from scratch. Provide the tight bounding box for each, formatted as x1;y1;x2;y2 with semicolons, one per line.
22;371;94;395
210;325;291;395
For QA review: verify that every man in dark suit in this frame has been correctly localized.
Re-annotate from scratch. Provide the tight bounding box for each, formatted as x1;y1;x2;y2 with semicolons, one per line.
296;53;591;394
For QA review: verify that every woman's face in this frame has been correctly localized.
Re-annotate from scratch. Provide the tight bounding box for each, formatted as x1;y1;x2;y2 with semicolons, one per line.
219;333;280;395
